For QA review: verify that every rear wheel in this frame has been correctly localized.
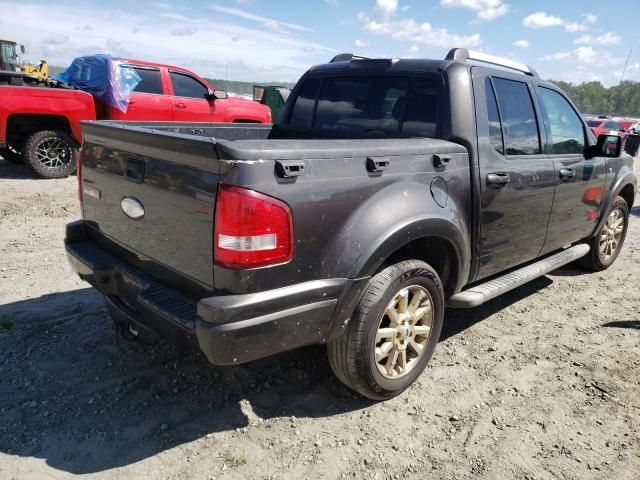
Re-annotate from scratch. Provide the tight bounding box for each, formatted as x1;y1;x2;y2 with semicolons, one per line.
23;130;77;178
579;196;629;271
0;145;23;164
327;260;444;400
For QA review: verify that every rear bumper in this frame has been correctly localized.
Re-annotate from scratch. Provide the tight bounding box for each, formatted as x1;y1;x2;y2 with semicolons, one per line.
65;220;364;365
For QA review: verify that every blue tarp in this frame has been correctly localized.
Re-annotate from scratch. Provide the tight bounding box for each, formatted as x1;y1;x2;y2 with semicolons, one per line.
54;54;141;112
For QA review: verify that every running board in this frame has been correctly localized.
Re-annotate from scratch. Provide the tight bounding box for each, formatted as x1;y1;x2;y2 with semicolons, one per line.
448;244;590;308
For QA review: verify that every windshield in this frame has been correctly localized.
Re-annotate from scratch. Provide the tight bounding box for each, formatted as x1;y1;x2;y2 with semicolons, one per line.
1;42;17;63
286;75;440;138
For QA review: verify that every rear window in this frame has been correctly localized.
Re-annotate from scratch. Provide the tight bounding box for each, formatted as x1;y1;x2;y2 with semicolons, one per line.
287;75;439;137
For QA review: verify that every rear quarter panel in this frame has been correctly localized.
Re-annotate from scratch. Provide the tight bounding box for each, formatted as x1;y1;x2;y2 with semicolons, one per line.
214;142;471;295
0;86;96;144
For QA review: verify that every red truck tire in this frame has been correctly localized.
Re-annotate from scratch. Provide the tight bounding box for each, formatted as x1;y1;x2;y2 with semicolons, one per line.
23;130;77;178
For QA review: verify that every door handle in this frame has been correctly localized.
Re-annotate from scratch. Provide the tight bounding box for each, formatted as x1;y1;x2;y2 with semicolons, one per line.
486;172;510;188
175;103;187;109
559;168;575;181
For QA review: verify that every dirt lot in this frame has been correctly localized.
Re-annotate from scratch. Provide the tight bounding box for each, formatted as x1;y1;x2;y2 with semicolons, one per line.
0;157;638;480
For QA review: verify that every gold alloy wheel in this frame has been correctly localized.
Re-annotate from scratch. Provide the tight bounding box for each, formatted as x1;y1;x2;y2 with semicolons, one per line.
374;285;434;379
599;208;624;261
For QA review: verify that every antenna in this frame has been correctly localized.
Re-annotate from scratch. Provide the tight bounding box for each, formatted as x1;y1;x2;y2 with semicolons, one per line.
620;49;632;84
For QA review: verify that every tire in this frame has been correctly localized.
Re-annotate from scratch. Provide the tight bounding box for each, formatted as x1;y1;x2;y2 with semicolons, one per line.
579;196;629;271
23;130;77;178
0;145;23;164
327;260;444;400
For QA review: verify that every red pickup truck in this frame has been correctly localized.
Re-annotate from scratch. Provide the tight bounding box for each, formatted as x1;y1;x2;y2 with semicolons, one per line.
0;59;271;178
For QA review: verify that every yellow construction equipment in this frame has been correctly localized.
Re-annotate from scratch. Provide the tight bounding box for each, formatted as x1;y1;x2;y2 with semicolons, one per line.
0;39;48;81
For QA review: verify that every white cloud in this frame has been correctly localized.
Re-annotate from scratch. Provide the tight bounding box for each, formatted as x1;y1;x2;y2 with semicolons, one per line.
354;39;369;48
375;0;399;17
522;11;593;32
564;22;587;32
3;2;336;83
575;32;621;46
170;26;197;36
522;11;563;28
208;4;313;33
513;40;529;49
541;46;621;66
440;0;510;22
358;11;482;49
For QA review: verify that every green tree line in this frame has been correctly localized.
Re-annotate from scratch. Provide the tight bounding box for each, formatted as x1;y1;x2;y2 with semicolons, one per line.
204;78;295;97
550;80;640;118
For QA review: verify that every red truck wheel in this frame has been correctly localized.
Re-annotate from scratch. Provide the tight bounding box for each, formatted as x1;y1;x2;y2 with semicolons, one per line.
23;130;77;179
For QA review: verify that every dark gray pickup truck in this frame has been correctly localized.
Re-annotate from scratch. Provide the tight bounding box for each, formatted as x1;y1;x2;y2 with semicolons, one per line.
66;48;636;400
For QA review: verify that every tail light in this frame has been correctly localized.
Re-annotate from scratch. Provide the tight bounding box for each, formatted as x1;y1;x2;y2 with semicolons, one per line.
76;148;84;203
214;185;293;269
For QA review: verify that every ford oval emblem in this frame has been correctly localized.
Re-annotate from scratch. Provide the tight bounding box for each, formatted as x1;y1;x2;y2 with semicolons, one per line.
120;197;145;220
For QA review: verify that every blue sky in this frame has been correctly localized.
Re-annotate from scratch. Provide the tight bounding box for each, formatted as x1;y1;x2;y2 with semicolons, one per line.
1;0;639;85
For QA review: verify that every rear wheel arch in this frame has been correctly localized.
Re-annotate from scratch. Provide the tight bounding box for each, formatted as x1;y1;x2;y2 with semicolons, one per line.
354;219;469;298
619;183;635;210
6;114;77;148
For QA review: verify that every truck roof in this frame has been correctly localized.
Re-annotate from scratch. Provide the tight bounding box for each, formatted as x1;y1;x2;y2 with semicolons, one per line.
121;58;214;90
308;48;545;85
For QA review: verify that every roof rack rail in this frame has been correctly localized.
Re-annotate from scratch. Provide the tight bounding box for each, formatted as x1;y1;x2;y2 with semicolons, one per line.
445;48;539;78
329;53;371;63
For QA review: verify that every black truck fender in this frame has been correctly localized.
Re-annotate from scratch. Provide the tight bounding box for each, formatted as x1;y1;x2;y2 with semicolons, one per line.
591;166;636;238
321;179;471;296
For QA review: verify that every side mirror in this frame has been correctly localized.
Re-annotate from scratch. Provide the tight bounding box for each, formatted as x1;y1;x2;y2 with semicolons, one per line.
20;45;25;54
206;89;227;100
619;128;626;132
213;89;228;100
586;134;622;158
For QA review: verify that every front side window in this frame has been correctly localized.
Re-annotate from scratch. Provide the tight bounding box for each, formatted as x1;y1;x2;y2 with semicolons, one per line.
492;77;541;155
170;71;208;98
538;88;585;155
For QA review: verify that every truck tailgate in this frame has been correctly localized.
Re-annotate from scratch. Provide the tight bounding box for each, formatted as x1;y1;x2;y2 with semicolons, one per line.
79;121;220;290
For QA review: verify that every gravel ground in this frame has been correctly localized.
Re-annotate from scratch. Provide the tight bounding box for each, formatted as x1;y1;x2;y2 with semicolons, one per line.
0;157;639;480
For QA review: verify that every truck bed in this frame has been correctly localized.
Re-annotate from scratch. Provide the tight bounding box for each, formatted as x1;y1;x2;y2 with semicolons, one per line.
79;120;470;295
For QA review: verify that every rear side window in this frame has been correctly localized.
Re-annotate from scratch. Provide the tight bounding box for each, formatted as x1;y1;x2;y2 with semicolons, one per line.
587;119;602;127
484;78;504;154
492;78;541;155
287;75;439;137
170;71;208;98
538;88;585;155
131;67;163;95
